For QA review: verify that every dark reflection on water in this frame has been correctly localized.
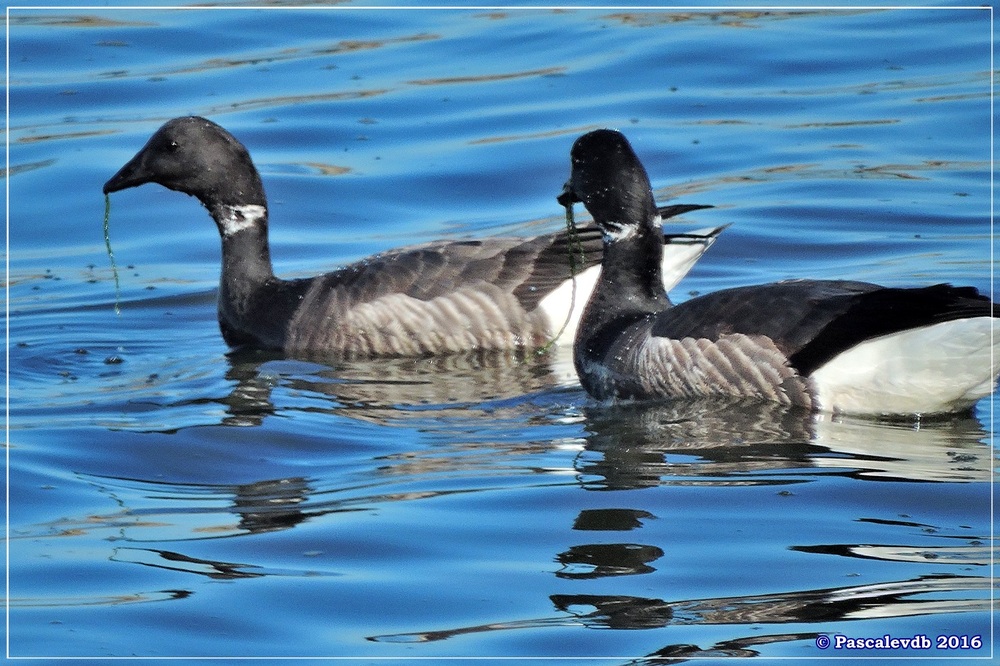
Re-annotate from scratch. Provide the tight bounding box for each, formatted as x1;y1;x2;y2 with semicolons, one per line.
35;474;325;544
109;344;994;490
21;355;989;645
47;351;988;530
579;399;989;488
139;345;574;429
12;298;992;658
579;400;816;491
249;363;997;655
573;508;656;531
555;543;665;579
10;589;191;610
369;574;988;652
111;547;268;580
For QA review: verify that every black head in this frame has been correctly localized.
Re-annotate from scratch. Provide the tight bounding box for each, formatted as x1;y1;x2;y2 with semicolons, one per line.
557;129;657;234
103;116;265;209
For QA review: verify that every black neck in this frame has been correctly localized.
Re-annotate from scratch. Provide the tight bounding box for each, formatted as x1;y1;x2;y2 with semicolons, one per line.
209;202;277;301
584;222;670;328
574;225;668;371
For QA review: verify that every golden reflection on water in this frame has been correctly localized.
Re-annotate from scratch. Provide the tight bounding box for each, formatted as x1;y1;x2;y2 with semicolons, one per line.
8;13;156;28
16;129;118;144
302;162;352;176
408;66;566;87
130;32;441;79
468;124;603;146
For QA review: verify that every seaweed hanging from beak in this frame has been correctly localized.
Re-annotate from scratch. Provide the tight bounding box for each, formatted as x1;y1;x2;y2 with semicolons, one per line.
537;201;585;355
103;193;121;316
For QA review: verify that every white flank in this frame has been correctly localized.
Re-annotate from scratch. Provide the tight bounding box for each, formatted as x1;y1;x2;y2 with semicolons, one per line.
810;316;998;415
537;225;722;346
220;204;266;236
536;263;602;346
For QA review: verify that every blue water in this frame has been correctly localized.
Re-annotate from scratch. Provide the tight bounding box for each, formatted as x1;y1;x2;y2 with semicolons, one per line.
7;4;994;663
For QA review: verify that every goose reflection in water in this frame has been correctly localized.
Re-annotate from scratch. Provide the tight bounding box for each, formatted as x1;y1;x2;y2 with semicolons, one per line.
367;574;989;659
150;345;993;482
172;345;580;429
354;396;986;656
576;398;991;486
101;352;990;546
65;349;991;652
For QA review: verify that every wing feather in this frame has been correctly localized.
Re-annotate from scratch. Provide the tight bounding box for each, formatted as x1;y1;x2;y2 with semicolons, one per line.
651;280;996;376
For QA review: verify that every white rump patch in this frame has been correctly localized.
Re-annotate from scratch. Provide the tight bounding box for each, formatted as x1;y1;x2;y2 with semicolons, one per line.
811;317;999;415
660;225;723;293
220;204;267;237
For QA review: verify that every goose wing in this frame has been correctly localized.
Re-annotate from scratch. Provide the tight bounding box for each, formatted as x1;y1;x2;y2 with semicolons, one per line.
651;280;995;376
314;203;716;311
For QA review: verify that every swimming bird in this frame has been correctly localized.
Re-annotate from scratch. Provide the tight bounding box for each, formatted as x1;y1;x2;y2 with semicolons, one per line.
558;128;997;416
103;116;718;358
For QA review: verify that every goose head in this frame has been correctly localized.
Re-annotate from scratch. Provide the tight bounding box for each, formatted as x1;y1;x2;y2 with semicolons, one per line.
557;129;658;239
103;116;266;213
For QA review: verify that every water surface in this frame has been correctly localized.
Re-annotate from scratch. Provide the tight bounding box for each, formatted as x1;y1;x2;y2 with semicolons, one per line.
7;5;994;662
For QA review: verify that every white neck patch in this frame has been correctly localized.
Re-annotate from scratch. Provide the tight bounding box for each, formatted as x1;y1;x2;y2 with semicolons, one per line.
219;204;267;237
602;213;660;244
602;220;638;243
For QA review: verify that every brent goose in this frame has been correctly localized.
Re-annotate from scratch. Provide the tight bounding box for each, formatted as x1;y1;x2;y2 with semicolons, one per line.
103;117;718;357
558;129;998;416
